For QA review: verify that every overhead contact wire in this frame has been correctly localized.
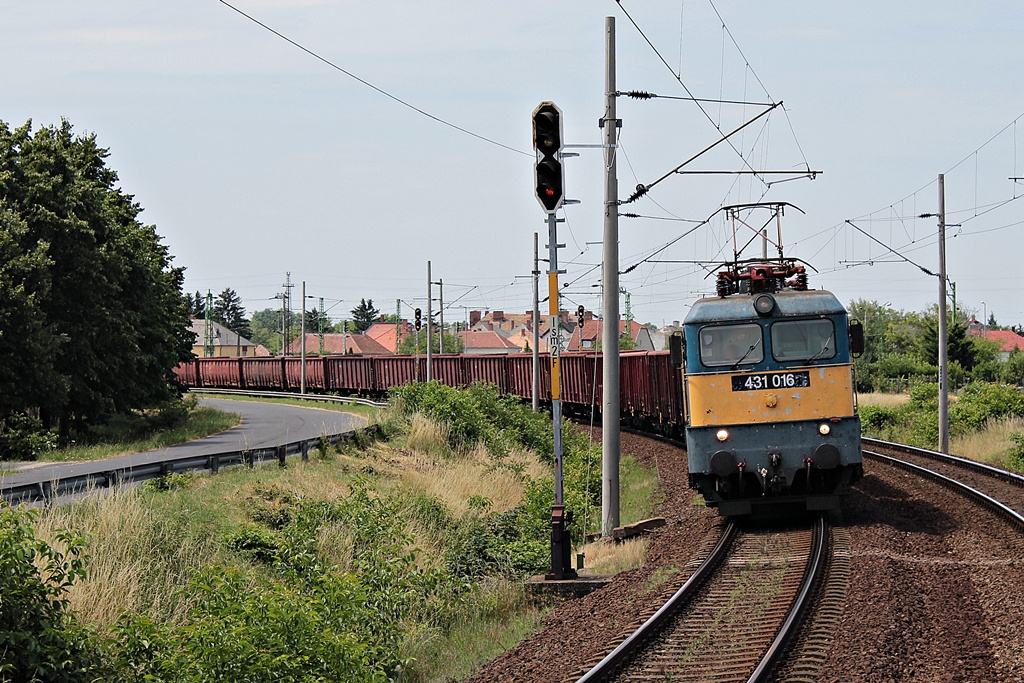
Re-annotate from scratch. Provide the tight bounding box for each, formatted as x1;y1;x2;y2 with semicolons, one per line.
219;0;530;157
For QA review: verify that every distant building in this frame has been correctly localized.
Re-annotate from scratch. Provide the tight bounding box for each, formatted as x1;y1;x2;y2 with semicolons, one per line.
567;319;654;352
968;317;1024;362
188;317;258;358
364;321;413;353
458;330;523;355
285;332;392;356
504;324;551;353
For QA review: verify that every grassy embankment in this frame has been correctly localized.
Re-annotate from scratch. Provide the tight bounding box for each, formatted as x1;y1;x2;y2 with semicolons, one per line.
16;384;660;682
858;385;1024;471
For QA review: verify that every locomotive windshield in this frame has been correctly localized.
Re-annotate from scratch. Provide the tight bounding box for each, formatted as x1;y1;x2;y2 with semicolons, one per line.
770;319;836;362
699;323;763;367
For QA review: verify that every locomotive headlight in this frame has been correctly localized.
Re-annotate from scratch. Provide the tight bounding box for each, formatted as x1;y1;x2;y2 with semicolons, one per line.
716;429;730;442
818;423;831;435
753;293;775;316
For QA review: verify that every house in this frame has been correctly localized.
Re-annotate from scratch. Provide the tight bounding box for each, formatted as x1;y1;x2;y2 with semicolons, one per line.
468;310;532;335
364;321;413;353
968;319;1024;362
285;332;392;356
188;317;259;358
504;324;551;353
566;319;655;352
458;330;523;355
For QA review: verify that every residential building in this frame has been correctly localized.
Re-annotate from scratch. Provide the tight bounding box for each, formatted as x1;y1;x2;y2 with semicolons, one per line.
968;317;1024;362
458;330;523;355
365;320;413;353
188;317;258;358
285;333;392;356
567;319;655;352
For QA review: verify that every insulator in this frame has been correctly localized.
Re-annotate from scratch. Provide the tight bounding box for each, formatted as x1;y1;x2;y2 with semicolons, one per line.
624;90;656;100
796;272;808;290
716;274;731;297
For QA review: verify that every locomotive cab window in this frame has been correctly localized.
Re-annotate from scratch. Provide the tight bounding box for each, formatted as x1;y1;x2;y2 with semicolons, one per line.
699;323;763;367
770;319;836;362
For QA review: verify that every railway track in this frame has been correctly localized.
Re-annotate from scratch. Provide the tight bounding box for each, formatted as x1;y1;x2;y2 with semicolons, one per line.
862;437;1024;528
575;516;828;683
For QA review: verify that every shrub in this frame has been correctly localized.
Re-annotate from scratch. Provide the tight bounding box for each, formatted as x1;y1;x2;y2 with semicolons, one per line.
0;412;58;461
950;382;1024;434
1007;433;1024;472
0;507;104;682
858;404;898;432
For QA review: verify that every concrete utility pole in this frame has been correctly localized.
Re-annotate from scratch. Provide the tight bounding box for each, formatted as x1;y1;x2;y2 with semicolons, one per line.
426;261;433;381
938;174;949;453
601;15;621;536
532;232;541;411
438;279;445;354
300;281;307;395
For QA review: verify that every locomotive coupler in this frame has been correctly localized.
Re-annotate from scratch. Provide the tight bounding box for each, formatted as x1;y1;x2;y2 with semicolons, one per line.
768;452;784;493
546;505;578;581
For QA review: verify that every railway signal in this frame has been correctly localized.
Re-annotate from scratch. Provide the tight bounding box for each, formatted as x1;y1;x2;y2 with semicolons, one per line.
576;304;585;328
532;102;564;214
414;307;422;331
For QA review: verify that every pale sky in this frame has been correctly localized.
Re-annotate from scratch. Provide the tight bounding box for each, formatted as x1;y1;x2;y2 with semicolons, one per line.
4;1;1024;328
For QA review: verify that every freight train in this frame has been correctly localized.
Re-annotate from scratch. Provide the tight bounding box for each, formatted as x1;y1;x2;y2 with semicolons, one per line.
174;262;863;516
172;351;684;434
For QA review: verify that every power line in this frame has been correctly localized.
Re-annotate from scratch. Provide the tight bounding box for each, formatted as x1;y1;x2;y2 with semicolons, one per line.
218;0;530;157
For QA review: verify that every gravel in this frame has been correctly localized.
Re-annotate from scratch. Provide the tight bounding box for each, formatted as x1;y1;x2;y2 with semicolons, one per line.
463;436;1024;682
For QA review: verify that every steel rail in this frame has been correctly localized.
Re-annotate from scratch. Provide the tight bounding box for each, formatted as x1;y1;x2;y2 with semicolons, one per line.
747;515;828;682
575;522;738;683
863;437;1024;489
864;449;1024;529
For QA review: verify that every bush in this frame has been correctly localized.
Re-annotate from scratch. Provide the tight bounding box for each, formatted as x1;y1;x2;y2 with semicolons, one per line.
0;412;58;461
859;404;898;431
386;382;603;578
0;507;104;682
1007;433;1024;472
114;567;388;683
949;382;1024;434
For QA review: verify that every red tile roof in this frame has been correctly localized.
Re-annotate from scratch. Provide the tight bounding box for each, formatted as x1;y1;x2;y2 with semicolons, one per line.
567;319;645;351
970;328;1024;353
286;333;391;356
458;330;522;352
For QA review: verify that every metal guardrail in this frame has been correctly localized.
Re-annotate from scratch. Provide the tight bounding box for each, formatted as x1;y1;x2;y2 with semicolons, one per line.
1;391;387;505
193;388;387;409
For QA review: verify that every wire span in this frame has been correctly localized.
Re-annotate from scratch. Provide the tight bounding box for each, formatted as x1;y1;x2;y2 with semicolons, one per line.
218;0;530;157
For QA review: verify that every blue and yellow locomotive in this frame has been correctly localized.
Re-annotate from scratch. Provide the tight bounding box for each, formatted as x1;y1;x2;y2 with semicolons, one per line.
678;259;864;516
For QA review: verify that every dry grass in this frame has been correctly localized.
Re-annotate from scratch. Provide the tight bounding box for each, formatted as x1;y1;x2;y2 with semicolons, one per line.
577;536;649;575
857;392;910;408
33;485;219;629
950;416;1024;466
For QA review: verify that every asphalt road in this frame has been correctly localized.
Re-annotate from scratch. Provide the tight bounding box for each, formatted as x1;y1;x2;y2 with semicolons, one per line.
0;398;366;491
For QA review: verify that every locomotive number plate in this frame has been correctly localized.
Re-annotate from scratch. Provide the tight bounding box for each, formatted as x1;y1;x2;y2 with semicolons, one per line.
732;371;810;391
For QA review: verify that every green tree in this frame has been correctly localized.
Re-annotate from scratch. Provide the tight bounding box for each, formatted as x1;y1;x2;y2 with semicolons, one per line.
249;307;299;355
350;298;380;332
396;330;464;354
304;307;329;336
184;291;205;319
0;119;193;440
0;207;63;423
211;287;251;340
916;312;976;371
